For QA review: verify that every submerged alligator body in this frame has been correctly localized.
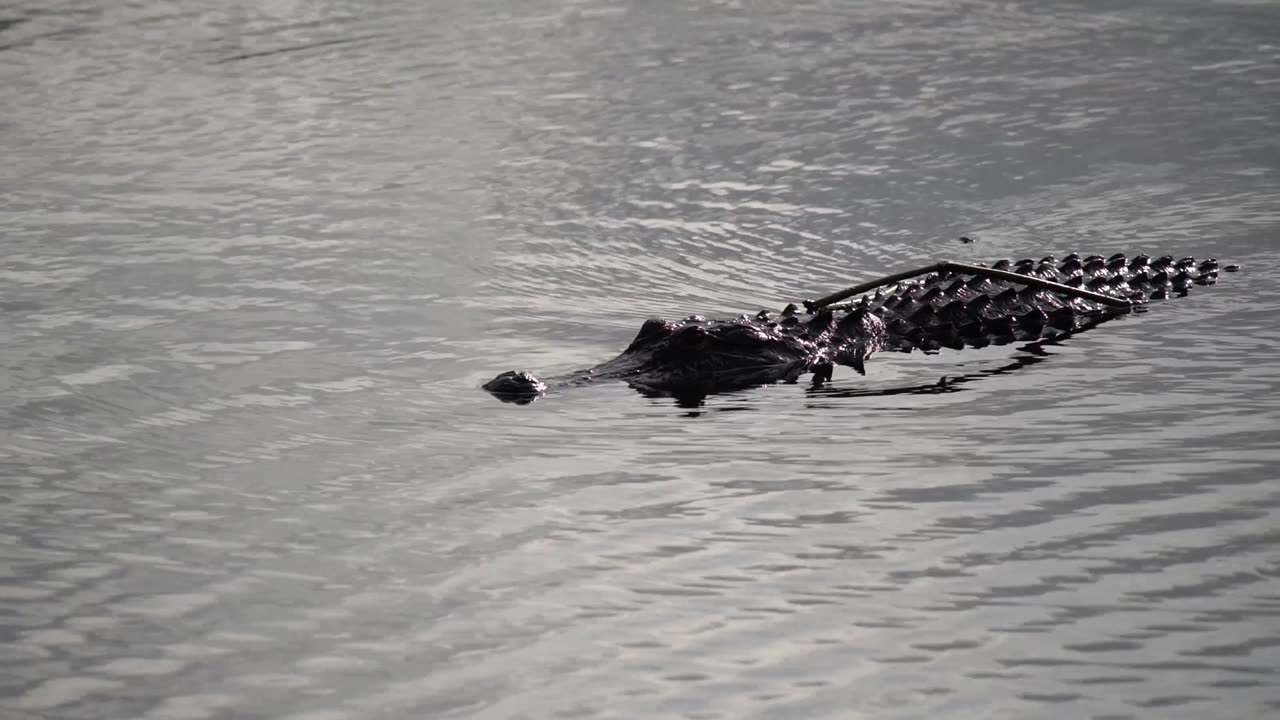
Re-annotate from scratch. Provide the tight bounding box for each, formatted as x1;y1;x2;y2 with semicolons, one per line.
485;253;1229;404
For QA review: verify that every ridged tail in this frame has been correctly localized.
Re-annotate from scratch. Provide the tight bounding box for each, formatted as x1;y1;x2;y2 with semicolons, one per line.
862;253;1222;353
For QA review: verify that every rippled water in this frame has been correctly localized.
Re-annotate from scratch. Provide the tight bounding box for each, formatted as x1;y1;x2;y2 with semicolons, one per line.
4;0;1280;718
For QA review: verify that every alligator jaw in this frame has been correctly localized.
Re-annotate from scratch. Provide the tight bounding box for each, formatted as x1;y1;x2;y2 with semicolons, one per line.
483;370;548;404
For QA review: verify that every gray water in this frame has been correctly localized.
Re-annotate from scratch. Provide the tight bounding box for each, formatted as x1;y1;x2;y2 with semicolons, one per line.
3;0;1280;718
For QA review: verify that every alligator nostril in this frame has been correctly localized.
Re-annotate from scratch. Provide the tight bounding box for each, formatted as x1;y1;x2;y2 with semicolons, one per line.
483;370;547;401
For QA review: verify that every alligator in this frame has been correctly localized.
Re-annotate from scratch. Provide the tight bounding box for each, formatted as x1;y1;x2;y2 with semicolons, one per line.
484;253;1232;405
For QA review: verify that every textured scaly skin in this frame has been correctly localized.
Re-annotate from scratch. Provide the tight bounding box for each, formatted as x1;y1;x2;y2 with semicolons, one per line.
483;253;1223;402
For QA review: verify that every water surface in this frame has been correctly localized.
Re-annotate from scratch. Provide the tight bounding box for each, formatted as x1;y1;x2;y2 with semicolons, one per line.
3;0;1280;718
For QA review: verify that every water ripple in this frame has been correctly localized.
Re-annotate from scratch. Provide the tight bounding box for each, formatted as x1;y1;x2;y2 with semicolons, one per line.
3;0;1280;718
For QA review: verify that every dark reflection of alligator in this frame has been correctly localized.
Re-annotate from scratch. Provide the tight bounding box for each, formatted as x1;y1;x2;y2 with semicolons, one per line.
485;253;1231;405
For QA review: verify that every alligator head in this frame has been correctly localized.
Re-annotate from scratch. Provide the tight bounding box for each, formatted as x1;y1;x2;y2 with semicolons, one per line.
484;315;820;404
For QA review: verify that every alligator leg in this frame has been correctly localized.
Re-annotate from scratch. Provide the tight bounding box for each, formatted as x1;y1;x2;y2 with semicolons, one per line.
811;362;834;385
807;260;1137;311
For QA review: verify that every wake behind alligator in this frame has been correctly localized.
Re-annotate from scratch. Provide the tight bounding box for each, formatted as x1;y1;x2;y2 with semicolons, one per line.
485;253;1233;405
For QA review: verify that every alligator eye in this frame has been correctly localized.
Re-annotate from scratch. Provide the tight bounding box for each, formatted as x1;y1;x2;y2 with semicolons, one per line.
627;319;672;351
721;325;768;345
671;326;709;348
634;318;669;342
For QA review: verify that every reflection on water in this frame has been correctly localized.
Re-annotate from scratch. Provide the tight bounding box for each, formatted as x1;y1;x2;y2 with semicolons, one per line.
3;0;1280;718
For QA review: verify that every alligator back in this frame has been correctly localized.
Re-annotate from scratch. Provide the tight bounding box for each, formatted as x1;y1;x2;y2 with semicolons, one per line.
842;253;1222;354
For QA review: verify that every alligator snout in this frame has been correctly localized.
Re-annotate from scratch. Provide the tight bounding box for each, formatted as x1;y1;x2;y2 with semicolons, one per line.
483;370;547;404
